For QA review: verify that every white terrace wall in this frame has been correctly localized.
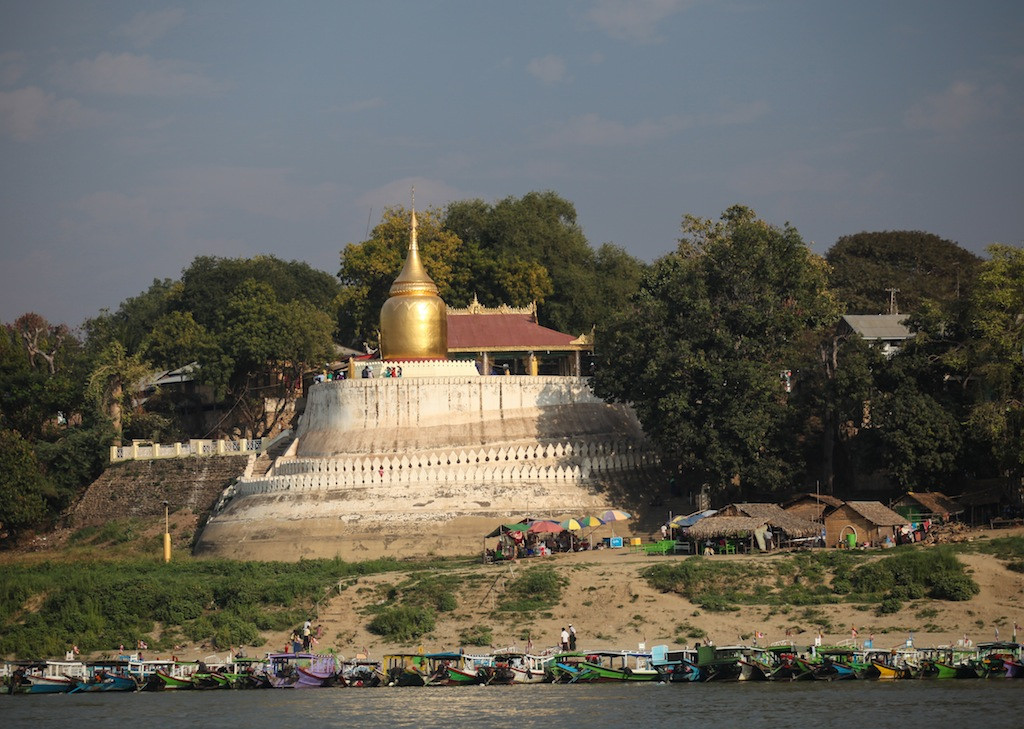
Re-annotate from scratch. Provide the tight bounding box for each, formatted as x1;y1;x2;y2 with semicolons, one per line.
297;376;639;456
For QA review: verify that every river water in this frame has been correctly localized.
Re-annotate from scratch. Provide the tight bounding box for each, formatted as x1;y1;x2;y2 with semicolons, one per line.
3;681;1021;729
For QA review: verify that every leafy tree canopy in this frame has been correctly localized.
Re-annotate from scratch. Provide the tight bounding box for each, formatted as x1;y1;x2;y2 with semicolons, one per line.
826;231;981;315
594;205;838;497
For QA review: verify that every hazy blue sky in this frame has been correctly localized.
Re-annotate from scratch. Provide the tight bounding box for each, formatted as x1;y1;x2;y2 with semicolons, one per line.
2;1;1022;327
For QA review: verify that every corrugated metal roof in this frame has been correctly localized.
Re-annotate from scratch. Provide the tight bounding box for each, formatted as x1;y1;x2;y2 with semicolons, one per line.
841;314;912;340
446;312;582;350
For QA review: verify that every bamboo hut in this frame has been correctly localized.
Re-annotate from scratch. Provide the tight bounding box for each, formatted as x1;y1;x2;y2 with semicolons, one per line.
890;491;962;523
716;503;822;543
686;516;768;553
782;493;844;522
823;501;908;548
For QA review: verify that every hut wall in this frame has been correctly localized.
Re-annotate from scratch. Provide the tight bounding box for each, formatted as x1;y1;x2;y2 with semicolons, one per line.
784;502;825;522
824;506;892;548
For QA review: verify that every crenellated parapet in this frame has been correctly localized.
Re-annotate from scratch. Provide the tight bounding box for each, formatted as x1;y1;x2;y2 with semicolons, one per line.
233;437;660;496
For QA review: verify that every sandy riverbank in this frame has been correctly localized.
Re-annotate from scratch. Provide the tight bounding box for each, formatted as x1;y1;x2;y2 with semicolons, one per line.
190;525;1023;662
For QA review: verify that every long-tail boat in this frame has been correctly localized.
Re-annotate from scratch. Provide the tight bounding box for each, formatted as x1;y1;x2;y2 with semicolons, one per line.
574;650;660;682
651;645;700;682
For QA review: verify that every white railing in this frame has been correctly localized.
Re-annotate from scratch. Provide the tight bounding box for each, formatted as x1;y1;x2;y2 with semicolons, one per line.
110;438;264;463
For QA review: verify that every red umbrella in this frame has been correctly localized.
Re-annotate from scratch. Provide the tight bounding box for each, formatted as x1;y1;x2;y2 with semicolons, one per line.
527;520;564;533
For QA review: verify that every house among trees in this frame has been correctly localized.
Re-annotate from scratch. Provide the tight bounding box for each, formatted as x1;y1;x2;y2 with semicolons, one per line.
823;500;909;548
838;314;913;357
446;295;594;376
890;491;963;524
956;481;1024;527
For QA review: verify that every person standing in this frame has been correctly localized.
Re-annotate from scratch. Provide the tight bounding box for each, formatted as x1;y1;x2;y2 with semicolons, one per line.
560;627;570;651
568;624;577;650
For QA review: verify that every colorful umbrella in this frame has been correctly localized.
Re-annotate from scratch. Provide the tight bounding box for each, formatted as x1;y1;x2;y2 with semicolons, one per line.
576;516;604;527
560;518;583;531
669;509;717;529
600;510;631;538
527;520;564;533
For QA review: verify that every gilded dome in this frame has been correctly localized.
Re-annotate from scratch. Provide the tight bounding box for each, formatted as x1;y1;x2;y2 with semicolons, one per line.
379;208;448;360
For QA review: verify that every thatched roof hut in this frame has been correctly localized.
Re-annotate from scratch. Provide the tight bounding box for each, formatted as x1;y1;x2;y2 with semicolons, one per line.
891;491;962;522
687;516;767;539
716;503;821;537
823;500;909;548
783;493;845;522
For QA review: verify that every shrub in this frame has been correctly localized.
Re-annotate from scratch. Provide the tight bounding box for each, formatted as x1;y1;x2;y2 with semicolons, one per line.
929;573;980;601
875;597;902;615
368;605;436;642
498;566;566;612
459;625;493;646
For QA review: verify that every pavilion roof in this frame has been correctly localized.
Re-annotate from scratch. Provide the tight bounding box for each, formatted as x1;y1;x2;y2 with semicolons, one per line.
446;302;590;351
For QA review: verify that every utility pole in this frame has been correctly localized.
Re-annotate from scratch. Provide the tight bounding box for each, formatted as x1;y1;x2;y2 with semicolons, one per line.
884;288;900;315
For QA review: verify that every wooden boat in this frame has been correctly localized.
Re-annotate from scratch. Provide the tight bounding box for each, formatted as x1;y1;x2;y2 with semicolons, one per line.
545;652;589;683
152;667;196;690
7;660;87;694
341;659;382;687
295;655;339;688
696;645;745;682
651;645;700;682
574;650;660;682
68;667;139;693
382;653;429;686
769;653;812;681
977;642;1023;678
494;652;553;684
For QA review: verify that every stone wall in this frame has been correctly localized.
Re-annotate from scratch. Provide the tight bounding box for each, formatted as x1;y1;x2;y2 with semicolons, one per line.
72;456;248;527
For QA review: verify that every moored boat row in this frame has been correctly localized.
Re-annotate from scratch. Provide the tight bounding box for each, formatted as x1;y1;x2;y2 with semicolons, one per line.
5;641;1022;694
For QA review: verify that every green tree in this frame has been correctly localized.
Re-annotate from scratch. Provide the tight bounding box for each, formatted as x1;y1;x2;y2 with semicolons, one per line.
213;280;335;437
443;191;597;334
86;341;151;444
593;205;838;499
827;231;981;315
0;428;52;535
963;244;1024;477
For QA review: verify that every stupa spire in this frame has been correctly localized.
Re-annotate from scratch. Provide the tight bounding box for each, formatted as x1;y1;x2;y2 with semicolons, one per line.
378;190;448;360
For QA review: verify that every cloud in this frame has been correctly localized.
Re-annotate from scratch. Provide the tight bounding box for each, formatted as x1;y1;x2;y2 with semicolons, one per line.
346;97;385;112
1;51;26;87
68;167;345;256
539;102;768;148
115;8;186;49
585;0;698;43
67;52;223;96
904;81;994;134
527;55;569;85
0;86;99;141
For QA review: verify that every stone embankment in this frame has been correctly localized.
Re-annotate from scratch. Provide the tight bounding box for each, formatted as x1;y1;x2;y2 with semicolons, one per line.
71;456;248;528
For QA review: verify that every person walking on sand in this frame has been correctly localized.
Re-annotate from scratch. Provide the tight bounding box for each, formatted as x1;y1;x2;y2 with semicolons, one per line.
560;627;570;651
569;624;577;650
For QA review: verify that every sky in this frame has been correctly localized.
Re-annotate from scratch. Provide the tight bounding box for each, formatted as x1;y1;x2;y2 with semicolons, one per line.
2;0;1023;328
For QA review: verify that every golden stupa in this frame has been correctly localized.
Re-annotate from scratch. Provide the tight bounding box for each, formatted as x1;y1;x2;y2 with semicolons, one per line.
379;205;448;360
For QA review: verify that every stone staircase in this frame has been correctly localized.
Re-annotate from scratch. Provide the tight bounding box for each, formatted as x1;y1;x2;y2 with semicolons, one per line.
71;456;249;527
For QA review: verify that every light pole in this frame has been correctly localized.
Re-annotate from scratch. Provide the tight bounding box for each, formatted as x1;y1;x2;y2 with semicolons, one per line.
162;500;171;563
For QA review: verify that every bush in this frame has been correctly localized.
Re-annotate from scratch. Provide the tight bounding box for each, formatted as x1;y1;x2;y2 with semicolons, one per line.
459;625;493;646
368;605;436;642
876;597;903;615
498;566;566;612
929;573;980;601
